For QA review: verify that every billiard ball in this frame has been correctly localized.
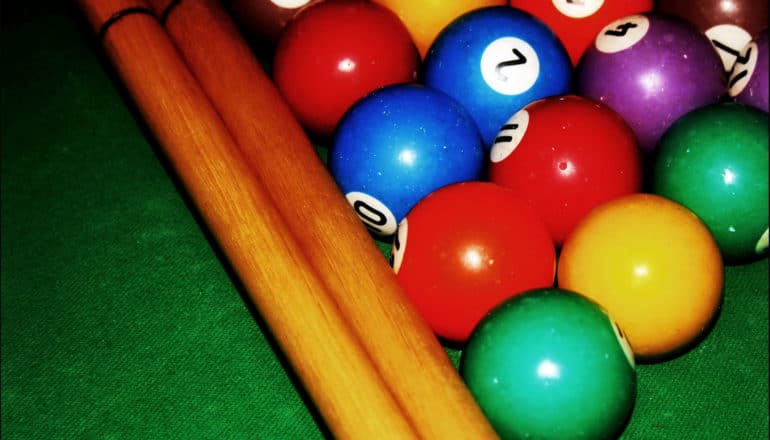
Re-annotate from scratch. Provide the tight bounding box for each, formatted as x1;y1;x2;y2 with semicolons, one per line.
229;0;321;46
329;84;486;238
272;0;420;138
509;0;653;65
557;193;724;360
576;13;726;153
656;0;768;71
371;0;507;59
390;181;556;343
488;94;642;246
729;29;769;112
461;288;637;440
652;103;769;263
423;6;572;147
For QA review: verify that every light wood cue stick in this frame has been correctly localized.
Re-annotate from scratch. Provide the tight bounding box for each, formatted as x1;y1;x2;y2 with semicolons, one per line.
75;1;420;438
148;0;499;438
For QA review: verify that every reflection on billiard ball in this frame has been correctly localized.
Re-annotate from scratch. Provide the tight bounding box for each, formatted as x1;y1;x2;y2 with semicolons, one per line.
371;0;507;59
329;84;486;238
390;181;555;343
272;0;420;138
652;102;769;263
461;288;637;440
488;94;642;246
509;0;653;66
576;13;725;152
423;6;572;147
656;0;768;71
557;194;724;360
229;0;321;46
729;29;769;112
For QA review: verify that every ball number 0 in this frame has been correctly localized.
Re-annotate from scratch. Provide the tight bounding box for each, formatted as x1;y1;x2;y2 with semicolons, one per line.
345;191;399;236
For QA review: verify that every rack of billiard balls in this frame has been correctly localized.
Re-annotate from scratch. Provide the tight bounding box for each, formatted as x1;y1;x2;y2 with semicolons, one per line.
232;1;768;438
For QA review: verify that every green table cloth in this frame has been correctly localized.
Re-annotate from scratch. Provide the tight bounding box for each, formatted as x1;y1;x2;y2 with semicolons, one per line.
2;2;767;439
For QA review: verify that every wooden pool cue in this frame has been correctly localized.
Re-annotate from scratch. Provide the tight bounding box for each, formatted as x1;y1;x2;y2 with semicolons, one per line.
146;0;499;438
75;1;420;438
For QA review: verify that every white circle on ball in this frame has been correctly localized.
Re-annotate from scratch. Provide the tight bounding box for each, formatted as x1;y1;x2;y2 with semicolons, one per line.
755;228;769;255
728;41;758;97
552;0;605;18
706;24;753;71
595;15;650;54
270;0;312;9
609;316;636;368
489;109;530;163
345;191;398;236
391;218;408;274
480;37;541;96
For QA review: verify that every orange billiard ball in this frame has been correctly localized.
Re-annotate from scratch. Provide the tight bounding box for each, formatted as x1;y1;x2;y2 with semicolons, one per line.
557;193;724;360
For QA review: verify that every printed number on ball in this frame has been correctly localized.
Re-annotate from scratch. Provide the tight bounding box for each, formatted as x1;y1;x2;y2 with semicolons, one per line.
595;15;650;53
480;37;541;95
346;191;398;236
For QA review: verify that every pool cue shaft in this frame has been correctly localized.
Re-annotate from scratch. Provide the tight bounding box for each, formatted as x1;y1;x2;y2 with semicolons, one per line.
75;1;420;438
147;0;499;438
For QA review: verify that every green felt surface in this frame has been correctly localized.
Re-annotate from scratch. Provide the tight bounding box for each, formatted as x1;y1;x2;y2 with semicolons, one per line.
2;2;768;439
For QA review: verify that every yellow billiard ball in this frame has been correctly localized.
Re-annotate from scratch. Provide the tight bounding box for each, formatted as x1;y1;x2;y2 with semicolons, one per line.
371;0;507;58
557;193;724;360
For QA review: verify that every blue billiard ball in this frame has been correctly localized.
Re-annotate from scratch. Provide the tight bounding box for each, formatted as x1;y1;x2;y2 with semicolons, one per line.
423;6;573;147
329;83;486;237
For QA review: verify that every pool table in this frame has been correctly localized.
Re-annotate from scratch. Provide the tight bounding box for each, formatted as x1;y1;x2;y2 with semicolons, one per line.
2;2;767;439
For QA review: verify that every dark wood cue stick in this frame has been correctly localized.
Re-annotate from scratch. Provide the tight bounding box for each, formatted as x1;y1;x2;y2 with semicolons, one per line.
75;0;421;438
146;0;499;438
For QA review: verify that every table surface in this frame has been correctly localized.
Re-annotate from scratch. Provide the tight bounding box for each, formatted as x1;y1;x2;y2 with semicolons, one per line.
2;2;768;439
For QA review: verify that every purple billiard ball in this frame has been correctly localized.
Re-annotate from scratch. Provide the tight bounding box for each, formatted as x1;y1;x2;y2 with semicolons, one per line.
576;13;726;152
729;29;769;112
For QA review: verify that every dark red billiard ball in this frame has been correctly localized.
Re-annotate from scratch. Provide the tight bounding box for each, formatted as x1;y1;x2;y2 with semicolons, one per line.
230;0;321;46
391;181;556;343
729;29;769;112
272;0;420;138
510;0;653;65
488;95;642;246
656;0;768;71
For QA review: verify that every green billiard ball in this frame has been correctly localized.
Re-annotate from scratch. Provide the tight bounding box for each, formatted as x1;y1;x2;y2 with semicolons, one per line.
652;102;768;263
460;288;637;440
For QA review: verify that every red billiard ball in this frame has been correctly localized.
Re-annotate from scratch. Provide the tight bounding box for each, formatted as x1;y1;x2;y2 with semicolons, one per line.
391;182;556;343
230;0;321;46
488;95;642;246
509;0;653;65
272;0;420;138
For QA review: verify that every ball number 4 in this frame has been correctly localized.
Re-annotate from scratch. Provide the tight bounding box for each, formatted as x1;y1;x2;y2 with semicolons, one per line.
595;15;650;54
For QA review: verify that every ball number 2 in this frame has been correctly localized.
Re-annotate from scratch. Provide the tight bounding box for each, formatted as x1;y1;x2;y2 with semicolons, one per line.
480;37;541;95
495;48;527;82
